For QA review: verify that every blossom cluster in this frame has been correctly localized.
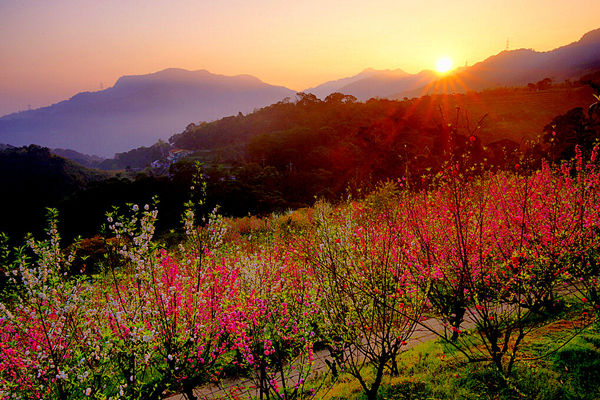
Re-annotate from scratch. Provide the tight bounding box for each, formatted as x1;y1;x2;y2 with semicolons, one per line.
1;149;599;399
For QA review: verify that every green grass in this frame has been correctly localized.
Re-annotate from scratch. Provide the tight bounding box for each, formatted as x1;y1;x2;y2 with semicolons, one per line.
321;310;600;400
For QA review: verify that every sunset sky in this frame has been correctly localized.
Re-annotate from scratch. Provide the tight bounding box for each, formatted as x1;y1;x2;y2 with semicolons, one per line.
1;0;599;116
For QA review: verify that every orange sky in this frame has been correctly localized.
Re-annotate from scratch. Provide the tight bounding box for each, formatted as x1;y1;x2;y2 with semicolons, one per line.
1;0;599;116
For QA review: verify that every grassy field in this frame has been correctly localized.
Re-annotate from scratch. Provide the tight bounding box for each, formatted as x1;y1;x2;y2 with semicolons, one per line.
319;301;600;400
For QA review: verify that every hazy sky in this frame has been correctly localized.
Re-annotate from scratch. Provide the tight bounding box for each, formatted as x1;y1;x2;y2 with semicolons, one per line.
1;0;599;116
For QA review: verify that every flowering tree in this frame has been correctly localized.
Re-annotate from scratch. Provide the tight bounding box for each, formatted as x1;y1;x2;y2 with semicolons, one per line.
227;246;322;400
408;161;597;379
560;146;600;316
0;209;88;399
2;143;600;398
100;201;236;399
313;199;428;400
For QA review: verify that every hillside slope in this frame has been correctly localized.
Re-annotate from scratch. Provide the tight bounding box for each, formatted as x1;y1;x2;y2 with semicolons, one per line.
401;28;600;98
0;69;295;157
306;28;600;101
0;145;109;240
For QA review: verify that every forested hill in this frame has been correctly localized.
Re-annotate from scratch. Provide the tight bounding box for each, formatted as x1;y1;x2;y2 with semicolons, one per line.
170;83;596;161
169;93;394;155
2;79;598;249
166;80;599;209
0;145;109;240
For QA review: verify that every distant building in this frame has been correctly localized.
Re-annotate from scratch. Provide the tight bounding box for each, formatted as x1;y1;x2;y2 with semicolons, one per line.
167;149;193;163
151;159;164;169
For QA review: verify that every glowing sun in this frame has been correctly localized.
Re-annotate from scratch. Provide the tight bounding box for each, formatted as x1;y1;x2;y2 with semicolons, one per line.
436;57;453;73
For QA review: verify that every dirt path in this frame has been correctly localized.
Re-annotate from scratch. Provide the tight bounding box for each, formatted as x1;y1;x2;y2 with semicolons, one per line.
164;315;477;400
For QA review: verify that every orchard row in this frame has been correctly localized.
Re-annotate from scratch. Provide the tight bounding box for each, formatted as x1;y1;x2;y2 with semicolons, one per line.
1;146;599;400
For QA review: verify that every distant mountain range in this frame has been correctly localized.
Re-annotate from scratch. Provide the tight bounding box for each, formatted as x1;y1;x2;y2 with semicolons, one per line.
1;143;106;168
401;28;600;99
0;69;294;156
50;148;105;168
1;28;599;157
305;68;437;101
306;28;600;100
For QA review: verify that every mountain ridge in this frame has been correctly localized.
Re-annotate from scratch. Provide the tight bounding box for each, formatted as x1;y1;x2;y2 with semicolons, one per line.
1;28;599;156
397;28;600;99
307;28;600;101
0;69;295;156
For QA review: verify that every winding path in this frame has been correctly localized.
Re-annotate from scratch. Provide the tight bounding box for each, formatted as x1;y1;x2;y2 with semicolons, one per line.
165;316;477;400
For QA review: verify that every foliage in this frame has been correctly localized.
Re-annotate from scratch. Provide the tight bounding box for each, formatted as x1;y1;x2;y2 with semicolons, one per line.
325;314;600;400
312;198;429;400
1;143;600;399
3;86;599;250
98;140;171;170
0;145;108;243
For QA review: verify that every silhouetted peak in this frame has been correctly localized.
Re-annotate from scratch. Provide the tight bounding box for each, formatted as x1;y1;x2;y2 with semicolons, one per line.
112;68;265;90
499;48;537;57
475;48;538;67
359;67;407;76
155;67;195;75
115;68;209;87
578;28;600;44
229;73;265;85
416;69;436;76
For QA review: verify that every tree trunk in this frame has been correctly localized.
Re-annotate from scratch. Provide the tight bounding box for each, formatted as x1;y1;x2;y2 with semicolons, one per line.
450;305;466;341
366;358;387;400
183;382;198;400
390;356;399;377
